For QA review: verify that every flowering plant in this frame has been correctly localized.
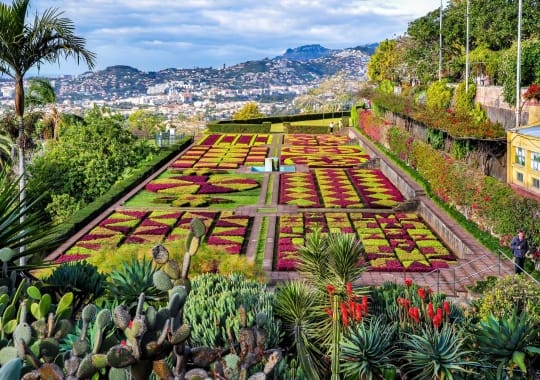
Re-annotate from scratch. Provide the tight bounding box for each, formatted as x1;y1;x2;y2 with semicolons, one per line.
523;83;540;102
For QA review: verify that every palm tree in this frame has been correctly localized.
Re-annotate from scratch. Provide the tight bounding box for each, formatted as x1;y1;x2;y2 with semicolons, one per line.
0;0;95;263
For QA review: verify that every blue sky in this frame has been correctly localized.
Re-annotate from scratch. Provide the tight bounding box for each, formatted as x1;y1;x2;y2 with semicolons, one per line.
27;0;444;76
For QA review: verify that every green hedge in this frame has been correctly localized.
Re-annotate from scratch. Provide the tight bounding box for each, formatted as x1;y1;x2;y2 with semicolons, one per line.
206;122;271;133
50;137;192;251
285;125;328;134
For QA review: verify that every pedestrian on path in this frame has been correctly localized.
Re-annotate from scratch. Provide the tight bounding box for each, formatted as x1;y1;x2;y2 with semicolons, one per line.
510;229;529;274
329;121;334;133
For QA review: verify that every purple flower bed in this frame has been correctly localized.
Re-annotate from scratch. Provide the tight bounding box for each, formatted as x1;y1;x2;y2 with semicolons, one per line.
53;254;91;264
198;134;221;146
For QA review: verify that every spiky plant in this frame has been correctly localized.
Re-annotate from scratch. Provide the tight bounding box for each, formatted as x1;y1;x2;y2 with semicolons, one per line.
297;228;366;291
398;324;473;380
273;281;327;380
475;308;540;379
42;261;106;317
340;316;397;380
106;256;164;311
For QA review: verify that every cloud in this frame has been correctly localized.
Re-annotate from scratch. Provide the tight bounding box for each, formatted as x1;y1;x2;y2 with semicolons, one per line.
28;0;442;75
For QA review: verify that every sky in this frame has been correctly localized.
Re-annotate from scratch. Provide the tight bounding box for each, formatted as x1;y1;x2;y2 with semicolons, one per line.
25;0;443;76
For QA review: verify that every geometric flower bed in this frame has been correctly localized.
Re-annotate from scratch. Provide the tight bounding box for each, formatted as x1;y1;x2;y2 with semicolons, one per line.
171;145;268;169
283;134;350;146
349;212;456;272
349;168;405;208
142;172;261;207
276;212;456;272
205;212;251;254
314;168;364;208
62;210;252;260
279;168;404;209
279;172;321;208
196;133;272;147
280;146;370;167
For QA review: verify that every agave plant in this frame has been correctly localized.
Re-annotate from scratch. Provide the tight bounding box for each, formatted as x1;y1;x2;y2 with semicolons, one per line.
340;315;397;380
106;256;164;311
475;308;540;379
42;260;107;317
0;167;61;263
398;324;473;380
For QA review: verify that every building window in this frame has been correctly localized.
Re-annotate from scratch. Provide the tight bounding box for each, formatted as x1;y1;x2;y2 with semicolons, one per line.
517;172;524;182
532;152;540;171
515;147;525;166
533;178;540;189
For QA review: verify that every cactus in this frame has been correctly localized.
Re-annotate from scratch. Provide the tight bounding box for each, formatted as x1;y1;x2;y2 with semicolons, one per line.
153;270;173;292
106;345;137;368
109;367;131;380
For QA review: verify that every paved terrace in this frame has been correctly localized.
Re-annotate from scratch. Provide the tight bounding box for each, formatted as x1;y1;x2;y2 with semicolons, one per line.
50;130;515;297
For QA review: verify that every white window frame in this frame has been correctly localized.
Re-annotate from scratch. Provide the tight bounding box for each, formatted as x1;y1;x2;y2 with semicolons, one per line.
532;152;540;171
515;147;525;166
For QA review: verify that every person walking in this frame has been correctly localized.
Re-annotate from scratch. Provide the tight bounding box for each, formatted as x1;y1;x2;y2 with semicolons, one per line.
510;229;529;274
329;121;334;133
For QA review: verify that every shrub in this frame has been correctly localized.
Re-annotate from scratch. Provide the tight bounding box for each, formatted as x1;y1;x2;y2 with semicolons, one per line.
426;81;453;113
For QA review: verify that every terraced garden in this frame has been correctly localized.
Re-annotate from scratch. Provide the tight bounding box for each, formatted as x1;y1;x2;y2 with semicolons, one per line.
58;132;458;275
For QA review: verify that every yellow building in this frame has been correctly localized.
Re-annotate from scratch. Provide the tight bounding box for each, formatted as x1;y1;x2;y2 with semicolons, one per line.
507;109;540;201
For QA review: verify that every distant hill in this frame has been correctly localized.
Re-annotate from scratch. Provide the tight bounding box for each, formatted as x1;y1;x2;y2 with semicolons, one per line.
279;44;335;61
51;44;372;102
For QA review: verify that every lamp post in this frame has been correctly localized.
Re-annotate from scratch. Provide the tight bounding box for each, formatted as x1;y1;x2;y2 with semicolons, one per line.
465;0;470;93
515;0;522;127
438;0;443;81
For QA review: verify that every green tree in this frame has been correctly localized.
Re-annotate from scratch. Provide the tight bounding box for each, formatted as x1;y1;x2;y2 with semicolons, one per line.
27;106;157;222
232;102;265;120
127;109;165;139
368;39;399;83
0;0;95;262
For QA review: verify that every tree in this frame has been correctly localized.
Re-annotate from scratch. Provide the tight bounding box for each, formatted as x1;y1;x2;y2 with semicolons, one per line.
0;0;95;262
27;106;157;222
127;109;165;139
232;102;264;120
368;39;399;83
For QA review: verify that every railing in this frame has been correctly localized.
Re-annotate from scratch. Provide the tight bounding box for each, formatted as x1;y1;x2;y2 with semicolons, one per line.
154;131;185;147
428;250;539;296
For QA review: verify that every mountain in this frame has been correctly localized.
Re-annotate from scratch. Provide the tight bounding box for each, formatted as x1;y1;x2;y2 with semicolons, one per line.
279;44;335;61
52;45;371;102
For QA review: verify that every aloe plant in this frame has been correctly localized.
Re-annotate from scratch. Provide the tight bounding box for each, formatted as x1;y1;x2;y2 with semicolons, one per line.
398;324;473;380
340;316;397;380
106;256;163;310
475;308;540;379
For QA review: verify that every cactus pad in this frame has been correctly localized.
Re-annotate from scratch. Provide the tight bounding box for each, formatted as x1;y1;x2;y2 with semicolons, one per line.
113;305;131;330
82;304;97;323
107;345;137;368
151;244;169;264
153;270;173;292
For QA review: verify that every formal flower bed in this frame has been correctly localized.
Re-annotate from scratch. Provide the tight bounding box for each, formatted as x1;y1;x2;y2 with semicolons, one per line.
279;172;321;208
314;169;364;208
348;168;405;208
284;134;350;146
280;146;370;167
205;213;251;254
142;171;261;206
275;212;456;272
171;145;268;169
196;133;272;146
279;168;404;209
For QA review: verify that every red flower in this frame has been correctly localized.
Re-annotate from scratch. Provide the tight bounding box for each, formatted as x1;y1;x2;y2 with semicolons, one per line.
324;307;333;318
417;288;426;300
341;303;349;328
443;301;451;316
404;278;413;287
427;303;434;319
346;282;353;297
326;285;335;295
362;295;368;314
355;303;363;321
408;307;420;323
120;340;127;346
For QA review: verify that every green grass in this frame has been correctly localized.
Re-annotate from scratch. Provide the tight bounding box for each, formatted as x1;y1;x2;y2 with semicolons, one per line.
255;217;269;267
265;175;274;205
